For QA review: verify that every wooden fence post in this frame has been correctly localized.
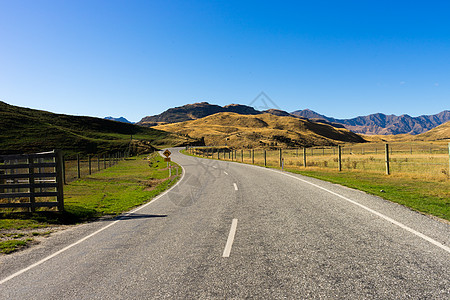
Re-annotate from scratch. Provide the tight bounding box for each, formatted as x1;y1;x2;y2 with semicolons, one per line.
77;154;81;179
103;154;106;169
252;149;254;164
338;145;342;171
448;143;450;178
97;155;100;171
264;150;267;167
303;148;306;167
88;155;92;175
62;154;66;185
241;150;243;162
279;149;282;167
28;154;36;212
385;144;390;175
55;150;64;211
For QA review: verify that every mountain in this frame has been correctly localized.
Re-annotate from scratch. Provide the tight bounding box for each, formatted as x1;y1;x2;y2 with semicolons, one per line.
291;109;450;135
104;116;132;124
153;112;365;148
0;101;196;155
137;102;261;126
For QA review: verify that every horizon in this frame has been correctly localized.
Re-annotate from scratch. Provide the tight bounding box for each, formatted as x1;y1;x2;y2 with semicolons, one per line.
1;1;449;122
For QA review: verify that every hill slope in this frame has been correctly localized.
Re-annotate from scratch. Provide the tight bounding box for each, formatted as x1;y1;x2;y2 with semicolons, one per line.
0;101;195;155
153;112;365;148
137;102;261;126
291;109;450;135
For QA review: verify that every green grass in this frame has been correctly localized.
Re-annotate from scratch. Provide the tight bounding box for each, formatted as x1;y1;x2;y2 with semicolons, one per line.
0;239;30;254
0;153;181;254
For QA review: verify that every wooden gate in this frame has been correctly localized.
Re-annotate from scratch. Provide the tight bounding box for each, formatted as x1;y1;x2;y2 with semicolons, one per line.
0;150;64;211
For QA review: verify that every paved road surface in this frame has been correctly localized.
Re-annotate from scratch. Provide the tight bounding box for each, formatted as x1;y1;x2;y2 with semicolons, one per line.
1;148;449;299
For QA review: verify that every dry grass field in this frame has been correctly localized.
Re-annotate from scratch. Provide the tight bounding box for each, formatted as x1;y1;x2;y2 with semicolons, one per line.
193;142;449;181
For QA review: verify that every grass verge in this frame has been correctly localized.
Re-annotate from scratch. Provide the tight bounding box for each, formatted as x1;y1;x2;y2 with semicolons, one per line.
0;153;181;254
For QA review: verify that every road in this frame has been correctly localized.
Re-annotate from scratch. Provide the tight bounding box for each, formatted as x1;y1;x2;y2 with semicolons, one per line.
1;148;449;299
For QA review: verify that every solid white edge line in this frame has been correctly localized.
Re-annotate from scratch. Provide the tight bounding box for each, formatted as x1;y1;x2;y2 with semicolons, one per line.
223;219;238;257
233;183;238;191
0;154;187;285
195;156;450;255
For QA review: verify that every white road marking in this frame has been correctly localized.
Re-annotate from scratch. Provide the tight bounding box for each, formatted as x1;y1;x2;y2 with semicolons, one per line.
212;166;217;169
223;219;238;257
224;171;228;175
0;160;187;285
233;183;238;190
258;165;450;255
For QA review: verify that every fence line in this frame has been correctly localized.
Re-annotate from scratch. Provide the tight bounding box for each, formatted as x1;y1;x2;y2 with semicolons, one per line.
63;151;128;184
187;142;450;180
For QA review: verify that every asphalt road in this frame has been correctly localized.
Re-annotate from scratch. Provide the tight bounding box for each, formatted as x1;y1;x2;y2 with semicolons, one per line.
1;148;449;299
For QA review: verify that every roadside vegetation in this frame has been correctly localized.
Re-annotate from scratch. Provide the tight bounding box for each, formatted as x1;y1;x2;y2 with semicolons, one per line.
0;153;181;254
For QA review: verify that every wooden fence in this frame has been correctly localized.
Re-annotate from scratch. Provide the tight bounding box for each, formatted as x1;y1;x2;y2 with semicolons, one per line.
0;150;64;212
187;142;450;180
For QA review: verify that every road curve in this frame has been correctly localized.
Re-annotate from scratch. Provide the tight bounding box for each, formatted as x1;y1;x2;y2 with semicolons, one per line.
1;148;449;299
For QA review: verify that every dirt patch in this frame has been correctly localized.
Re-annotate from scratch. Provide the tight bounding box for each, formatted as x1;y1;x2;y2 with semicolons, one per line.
143;178;166;191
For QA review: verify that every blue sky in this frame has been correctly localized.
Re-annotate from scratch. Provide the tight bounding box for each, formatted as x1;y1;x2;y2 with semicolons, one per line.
1;0;449;122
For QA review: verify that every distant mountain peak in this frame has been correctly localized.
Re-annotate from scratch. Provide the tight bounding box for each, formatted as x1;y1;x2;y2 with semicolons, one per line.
104;116;132;124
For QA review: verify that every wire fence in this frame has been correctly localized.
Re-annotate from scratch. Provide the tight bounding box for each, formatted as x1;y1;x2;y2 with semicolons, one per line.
62;152;127;184
188;142;450;181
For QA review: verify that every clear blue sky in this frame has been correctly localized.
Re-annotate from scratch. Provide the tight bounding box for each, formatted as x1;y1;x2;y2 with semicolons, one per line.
1;0;449;122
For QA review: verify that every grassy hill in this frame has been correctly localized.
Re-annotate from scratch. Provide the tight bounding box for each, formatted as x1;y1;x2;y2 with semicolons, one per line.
0;101;196;156
153;112;365;148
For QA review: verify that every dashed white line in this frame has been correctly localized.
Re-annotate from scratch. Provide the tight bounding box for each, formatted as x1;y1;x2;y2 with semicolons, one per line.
224;171;228;175
223;219;238;257
233;183;238;190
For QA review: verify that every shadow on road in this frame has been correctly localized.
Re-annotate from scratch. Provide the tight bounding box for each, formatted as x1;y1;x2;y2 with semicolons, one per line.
115;213;168;221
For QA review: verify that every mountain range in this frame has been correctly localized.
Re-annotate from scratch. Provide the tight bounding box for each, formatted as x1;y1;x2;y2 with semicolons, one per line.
138;102;449;136
291;109;450;135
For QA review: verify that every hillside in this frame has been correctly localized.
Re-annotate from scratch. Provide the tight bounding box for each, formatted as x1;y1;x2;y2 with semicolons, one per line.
292;109;450;135
153;112;365;148
137;102;261;126
0;101;196;155
416;121;450;141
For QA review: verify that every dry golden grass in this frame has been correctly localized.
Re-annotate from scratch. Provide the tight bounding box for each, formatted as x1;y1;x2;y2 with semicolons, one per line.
154;112;364;148
192;142;450;182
